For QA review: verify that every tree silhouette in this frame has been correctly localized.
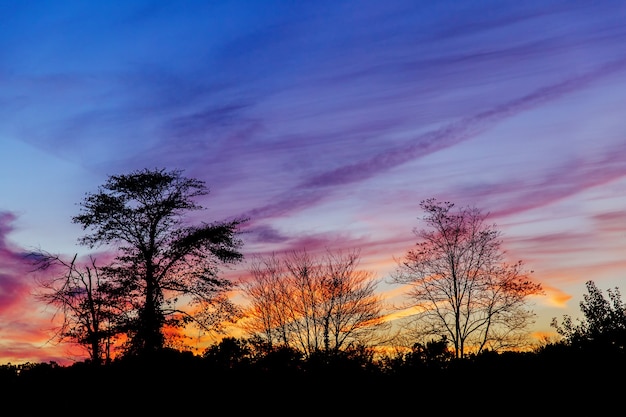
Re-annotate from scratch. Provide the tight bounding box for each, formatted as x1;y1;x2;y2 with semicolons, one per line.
551;280;626;352
32;252;118;365
71;167;247;356
241;248;387;357
202;337;252;369
391;198;543;358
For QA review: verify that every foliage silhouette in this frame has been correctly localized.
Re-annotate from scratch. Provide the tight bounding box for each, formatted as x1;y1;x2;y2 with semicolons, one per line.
551;280;626;353
36;168;248;360
2;330;625;414
202;336;253;370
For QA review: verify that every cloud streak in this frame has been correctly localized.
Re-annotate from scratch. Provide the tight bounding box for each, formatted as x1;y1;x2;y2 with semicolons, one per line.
241;58;626;228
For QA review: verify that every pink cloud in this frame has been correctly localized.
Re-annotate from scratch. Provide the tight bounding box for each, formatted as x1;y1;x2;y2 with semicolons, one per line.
592;210;626;233
0;212;106;365
0;212;33;311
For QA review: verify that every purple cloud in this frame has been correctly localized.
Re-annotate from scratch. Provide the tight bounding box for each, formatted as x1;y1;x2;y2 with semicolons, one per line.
238;58;626;231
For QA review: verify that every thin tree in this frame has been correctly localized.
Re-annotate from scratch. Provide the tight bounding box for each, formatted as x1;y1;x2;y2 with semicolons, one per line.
241;248;386;358
391;198;542;359
72;167;247;356
32;252;117;365
319;249;385;354
241;253;291;349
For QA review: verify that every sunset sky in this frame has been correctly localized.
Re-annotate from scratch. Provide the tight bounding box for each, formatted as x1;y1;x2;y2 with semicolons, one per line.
1;0;626;365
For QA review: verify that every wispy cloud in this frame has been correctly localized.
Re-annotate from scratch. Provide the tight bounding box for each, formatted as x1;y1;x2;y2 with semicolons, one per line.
240;58;626;232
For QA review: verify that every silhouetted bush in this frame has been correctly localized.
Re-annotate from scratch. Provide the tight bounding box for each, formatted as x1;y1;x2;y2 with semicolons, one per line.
3;340;625;415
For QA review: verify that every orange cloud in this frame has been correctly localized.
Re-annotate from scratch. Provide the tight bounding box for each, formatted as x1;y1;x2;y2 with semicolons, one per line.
541;285;573;308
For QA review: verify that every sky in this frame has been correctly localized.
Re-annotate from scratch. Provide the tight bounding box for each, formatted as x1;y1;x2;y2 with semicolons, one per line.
1;0;626;365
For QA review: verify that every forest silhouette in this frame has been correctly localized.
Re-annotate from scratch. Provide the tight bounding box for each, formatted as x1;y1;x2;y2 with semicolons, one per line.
2;327;624;414
1;169;624;414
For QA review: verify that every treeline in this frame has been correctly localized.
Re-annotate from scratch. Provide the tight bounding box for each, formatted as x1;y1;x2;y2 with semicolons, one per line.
6;277;626;387
2;329;624;413
2;279;624;412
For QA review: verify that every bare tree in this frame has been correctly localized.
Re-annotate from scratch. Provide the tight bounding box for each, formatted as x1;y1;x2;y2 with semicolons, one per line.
32;252;118;365
242;253;291;348
241;248;386;357
318;250;385;353
391;198;543;359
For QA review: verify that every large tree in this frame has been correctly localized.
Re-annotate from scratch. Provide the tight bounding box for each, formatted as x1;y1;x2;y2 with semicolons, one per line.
391;198;543;358
71;168;247;356
241;248;386;357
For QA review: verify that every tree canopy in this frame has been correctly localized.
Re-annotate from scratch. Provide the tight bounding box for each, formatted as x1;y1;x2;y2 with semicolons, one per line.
391;198;543;358
241;248;387;357
551;280;626;352
43;168;248;358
